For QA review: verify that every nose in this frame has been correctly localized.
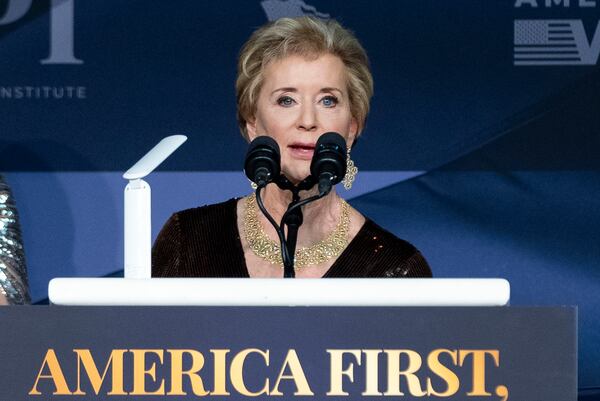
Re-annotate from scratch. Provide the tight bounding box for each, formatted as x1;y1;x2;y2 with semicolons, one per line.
297;103;317;132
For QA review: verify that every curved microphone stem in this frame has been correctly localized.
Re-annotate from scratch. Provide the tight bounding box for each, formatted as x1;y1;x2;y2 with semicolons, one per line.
280;193;325;226
280;189;304;279
254;185;294;277
254;175;329;279
279;189;329;278
250;132;344;277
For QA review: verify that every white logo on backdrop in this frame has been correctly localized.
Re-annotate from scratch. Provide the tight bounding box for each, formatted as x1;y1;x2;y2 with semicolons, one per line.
513;0;599;66
0;0;82;64
0;0;86;99
514;20;600;65
261;0;330;21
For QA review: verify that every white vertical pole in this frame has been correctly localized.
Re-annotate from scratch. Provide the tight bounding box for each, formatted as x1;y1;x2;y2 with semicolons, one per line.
122;135;186;279
124;179;151;279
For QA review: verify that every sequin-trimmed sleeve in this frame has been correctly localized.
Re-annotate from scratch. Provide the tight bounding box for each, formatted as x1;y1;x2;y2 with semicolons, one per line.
0;175;31;304
152;213;183;277
384;250;433;278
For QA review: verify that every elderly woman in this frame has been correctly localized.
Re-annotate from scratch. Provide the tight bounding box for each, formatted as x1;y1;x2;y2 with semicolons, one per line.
152;17;431;278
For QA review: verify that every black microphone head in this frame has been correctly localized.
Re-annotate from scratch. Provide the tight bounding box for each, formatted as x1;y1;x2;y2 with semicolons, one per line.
310;132;347;186
244;136;281;187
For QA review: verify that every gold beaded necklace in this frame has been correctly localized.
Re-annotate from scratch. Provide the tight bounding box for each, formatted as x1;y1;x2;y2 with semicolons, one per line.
244;193;350;269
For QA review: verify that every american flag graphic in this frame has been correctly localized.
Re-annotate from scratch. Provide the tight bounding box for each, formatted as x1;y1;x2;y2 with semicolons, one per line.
514;20;582;66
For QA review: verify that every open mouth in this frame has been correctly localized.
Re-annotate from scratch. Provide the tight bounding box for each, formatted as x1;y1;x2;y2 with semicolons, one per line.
289;144;315;151
288;143;316;159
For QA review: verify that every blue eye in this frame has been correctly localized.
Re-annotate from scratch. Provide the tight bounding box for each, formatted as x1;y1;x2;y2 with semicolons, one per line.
277;96;295;107
321;96;338;108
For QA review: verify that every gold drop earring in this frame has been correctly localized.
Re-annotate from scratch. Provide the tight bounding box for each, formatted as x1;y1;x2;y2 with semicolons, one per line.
342;149;358;190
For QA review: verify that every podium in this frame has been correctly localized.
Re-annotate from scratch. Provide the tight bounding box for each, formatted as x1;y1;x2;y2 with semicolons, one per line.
0;280;576;400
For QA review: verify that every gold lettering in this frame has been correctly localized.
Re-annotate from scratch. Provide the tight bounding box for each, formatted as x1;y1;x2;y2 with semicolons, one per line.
459;349;500;396
73;349;126;395
230;348;269;396
29;349;72;395
384;349;426;396
270;349;314;396
326;349;361;396
167;350;209;396
362;350;383;396
211;349;230;395
130;349;165;395
426;349;459;397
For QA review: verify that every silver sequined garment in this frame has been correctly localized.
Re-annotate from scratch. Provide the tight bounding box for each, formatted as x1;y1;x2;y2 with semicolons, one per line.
0;175;30;304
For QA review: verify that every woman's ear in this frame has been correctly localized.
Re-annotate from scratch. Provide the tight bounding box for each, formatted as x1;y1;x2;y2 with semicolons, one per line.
246;118;258;141
347;117;359;150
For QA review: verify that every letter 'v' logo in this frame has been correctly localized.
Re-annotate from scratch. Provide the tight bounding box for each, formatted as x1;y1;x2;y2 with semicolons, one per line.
0;0;83;64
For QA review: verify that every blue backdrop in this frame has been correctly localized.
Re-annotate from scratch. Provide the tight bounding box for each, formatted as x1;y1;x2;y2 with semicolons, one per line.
1;0;598;390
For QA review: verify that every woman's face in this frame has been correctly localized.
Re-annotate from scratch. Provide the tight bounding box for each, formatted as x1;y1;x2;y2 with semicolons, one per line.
246;53;358;184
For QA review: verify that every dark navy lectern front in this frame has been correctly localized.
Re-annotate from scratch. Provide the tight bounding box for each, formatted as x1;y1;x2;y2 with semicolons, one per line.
0;306;576;400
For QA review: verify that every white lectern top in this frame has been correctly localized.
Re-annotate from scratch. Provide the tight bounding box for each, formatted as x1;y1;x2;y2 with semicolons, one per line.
48;278;510;306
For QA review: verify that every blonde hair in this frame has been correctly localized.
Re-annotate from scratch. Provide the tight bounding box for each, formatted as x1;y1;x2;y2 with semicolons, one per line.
236;16;374;140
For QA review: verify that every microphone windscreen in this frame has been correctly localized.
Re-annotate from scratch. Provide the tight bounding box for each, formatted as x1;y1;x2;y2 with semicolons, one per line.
248;135;280;156
244;136;281;184
310;132;347;185
318;132;347;151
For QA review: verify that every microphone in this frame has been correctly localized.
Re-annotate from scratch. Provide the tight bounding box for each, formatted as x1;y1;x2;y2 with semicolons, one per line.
310;132;347;195
244;136;281;188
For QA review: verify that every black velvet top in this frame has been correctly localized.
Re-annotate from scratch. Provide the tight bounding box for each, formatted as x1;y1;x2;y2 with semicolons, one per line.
152;198;432;278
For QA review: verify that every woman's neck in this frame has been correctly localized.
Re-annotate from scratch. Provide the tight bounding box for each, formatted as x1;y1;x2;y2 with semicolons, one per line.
255;184;341;247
